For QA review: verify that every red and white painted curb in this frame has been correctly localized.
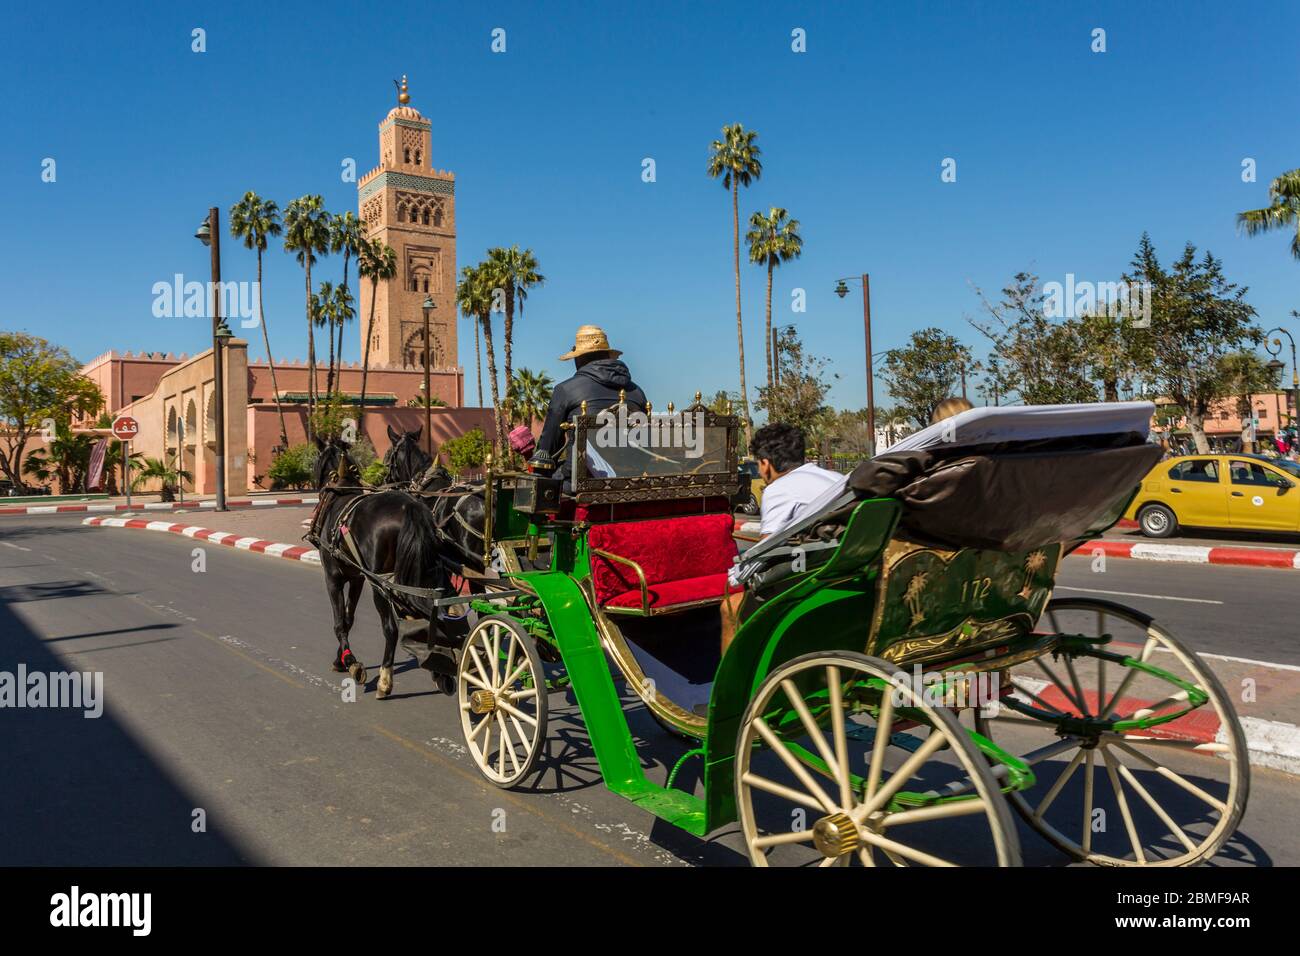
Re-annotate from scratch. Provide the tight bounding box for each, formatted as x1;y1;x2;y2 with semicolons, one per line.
1080;538;1300;570
2;496;318;517
81;516;320;564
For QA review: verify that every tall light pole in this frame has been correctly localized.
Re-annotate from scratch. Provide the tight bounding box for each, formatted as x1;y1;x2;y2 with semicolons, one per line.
1268;323;1299;435
422;296;436;457
195;208;231;511
835;274;875;457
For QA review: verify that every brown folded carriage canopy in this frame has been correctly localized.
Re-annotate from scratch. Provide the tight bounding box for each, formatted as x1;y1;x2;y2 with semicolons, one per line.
847;433;1162;552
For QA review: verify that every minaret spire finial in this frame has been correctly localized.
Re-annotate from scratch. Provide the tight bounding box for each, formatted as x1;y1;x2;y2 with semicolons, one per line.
395;75;410;106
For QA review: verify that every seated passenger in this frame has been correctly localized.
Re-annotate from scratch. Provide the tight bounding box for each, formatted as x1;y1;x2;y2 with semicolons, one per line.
720;423;845;652
535;324;647;483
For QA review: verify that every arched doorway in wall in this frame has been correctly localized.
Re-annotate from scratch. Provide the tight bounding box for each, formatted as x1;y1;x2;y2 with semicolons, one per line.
183;399;198;493
166;405;180;480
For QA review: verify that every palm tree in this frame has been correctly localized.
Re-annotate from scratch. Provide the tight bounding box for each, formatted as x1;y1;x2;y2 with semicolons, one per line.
485;246;545;422
331;282;355;399
312;280;337;398
357;237;397;429
508;368;554;429
283;195;332;437
746;206;803;391
130;457;193;503
471;306;484;408
707;123;763;446
458;263;503;452
1238;168;1300;260
331;211;366;390
229;192;289;447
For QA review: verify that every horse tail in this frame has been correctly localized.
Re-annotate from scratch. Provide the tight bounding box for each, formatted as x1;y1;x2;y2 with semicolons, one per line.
393;495;443;618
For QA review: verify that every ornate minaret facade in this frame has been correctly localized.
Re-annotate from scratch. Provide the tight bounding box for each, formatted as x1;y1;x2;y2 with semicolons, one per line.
357;76;457;370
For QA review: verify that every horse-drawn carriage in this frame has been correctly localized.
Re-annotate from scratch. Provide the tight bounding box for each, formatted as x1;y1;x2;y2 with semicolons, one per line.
316;397;1248;866
405;396;1247;867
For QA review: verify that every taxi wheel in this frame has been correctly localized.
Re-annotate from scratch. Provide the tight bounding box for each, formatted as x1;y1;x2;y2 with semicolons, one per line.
1137;503;1177;538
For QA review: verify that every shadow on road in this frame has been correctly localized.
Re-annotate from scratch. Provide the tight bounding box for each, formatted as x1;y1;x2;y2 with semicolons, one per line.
0;591;257;865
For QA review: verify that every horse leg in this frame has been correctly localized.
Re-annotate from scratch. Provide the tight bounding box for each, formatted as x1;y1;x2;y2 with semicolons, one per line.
328;566;368;686
372;590;400;700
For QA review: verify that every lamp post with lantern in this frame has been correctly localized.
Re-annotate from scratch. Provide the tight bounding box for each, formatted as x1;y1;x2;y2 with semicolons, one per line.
1267;323;1299;439
195;208;233;511
834;274;875;457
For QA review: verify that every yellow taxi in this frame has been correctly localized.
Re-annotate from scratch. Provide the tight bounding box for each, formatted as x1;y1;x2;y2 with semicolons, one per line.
1124;454;1300;537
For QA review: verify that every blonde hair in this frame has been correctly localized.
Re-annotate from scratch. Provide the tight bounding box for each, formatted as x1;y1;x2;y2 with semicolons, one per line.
931;396;974;424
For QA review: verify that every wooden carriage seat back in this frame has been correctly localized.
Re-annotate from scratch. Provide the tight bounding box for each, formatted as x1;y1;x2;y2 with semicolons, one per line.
588;513;739;614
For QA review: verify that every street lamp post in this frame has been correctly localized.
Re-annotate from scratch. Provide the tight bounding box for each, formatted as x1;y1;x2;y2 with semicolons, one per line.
1267;324;1299;436
835;274;875;457
422;296;435;457
195;208;230;511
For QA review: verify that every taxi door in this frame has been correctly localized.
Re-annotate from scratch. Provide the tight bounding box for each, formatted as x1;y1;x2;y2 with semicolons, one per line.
1159;458;1227;526
1226;459;1300;531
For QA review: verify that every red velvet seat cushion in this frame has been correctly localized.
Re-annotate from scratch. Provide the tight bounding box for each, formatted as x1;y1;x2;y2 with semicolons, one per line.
589;513;738;610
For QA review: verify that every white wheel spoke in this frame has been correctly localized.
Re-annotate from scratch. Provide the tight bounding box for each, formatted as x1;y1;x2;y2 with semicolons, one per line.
462;672;490;692
497;699;538;727
827;667;854;811
1036;658;1086;715
512;686;538;702
879;798;991;827
1127;690;1191;721
853;730;948;823
1034;749;1084;820
752;830;817;849
751;717;838;815
865;691;895;800
857;847;875;867
502;635;516;692
858;829;956;867
497;713;520;776
741;771;825;812
1063;655;1088;715
1081;750;1095;854
502;658;530;689
780;677;845;796
507;712;531;752
1110;735;1228;754
489;627;501;685
1009;678;1068;717
1109;740;1227;813
1114;756;1198;854
1101;746;1147;863
469;713;492;742
469;644;492;689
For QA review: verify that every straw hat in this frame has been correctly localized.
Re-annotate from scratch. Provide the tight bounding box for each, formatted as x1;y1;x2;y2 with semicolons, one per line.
558;324;622;361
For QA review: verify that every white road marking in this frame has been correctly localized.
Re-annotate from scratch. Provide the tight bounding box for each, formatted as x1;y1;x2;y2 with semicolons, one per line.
0;541;31;551
1054;585;1224;605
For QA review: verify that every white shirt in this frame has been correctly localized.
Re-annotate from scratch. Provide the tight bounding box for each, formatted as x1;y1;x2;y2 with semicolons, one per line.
729;463;847;587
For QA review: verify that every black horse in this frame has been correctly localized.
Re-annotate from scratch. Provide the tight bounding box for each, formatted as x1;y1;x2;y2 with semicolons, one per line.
382;424;433;486
311;436;448;699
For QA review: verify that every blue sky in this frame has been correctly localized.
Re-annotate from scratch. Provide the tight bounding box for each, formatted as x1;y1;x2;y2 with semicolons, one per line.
3;0;1299;411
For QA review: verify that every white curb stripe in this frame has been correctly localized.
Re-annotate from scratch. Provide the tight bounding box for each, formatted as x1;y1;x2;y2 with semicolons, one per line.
262;543;294;557
233;536;262;550
1233;717;1300;776
26;506;58;514
1129;543;1213;563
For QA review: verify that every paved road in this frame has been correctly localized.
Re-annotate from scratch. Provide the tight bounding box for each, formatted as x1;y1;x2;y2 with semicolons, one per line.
1;514;1296;866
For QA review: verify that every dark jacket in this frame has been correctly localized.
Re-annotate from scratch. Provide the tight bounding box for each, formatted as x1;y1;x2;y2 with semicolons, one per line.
536;359;647;475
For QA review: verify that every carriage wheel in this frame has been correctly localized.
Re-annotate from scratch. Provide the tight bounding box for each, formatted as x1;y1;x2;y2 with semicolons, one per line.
975;598;1249;866
457;614;548;788
735;652;1020;867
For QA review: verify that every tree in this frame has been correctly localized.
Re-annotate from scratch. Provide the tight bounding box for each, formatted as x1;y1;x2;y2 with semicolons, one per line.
311;281;337;398
969;272;1098;406
356;237;397;429
1238;168;1300;260
880;327;973;428
485;245;544;430
1078;306;1154;402
458;262;503;453
0;332;102;489
283;195;332;436
746;207;803;391
1124;234;1262;452
508;367;554;429
229;192;289;448
753;327;835;435
330;211;366;390
707;123;763;446
440;428;490;475
131;456;193;502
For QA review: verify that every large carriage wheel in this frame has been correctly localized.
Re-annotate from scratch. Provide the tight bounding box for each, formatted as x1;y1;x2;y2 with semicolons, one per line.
975;598;1249;866
735;652;1020;867
457;614;548;788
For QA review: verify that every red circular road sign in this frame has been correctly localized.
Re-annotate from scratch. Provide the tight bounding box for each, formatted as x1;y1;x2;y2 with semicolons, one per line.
111;416;139;441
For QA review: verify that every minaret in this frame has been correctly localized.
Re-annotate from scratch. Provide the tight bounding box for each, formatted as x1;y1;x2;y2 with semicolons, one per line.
357;76;457;370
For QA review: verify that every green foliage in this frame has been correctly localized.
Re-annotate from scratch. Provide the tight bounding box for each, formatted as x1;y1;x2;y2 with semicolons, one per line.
0;332;104;488
880;327;974;428
406;395;448;407
267;443;317;490
508;367;554;427
440;428;490;475
970;273;1098;407
130;456;193;502
361;459;388;486
754;328;836;436
1238;168;1300;261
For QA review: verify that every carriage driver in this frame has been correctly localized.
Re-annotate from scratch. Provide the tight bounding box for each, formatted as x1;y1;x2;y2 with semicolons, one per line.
720;422;845;653
535;325;648;481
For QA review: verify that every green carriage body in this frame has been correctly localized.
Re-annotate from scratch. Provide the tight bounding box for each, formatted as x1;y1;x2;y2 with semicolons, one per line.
456;402;1247;864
